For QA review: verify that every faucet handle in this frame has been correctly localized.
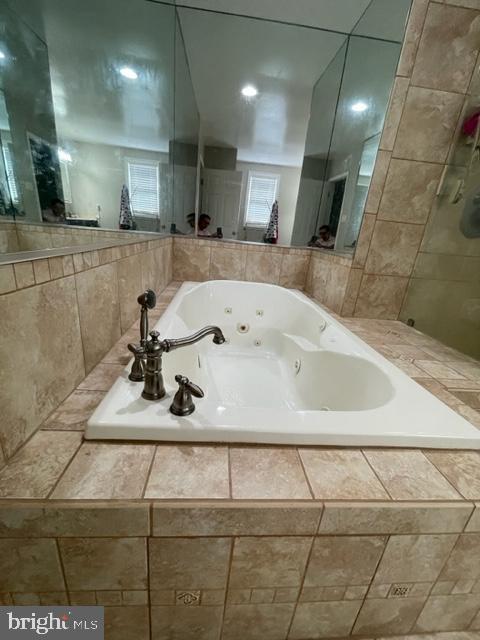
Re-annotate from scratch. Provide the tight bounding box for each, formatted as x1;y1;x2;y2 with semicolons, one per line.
127;342;146;382
170;374;204;416
175;374;204;398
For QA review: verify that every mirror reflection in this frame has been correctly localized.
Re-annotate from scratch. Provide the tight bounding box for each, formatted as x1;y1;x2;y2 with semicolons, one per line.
0;0;411;256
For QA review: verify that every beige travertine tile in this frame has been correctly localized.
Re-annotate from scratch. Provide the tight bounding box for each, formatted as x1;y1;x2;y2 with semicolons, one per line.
62;255;74;276
363;450;461;500
341;268;363;316
412;3;480;93
299;449;389;500
14;262;35;289
0;503;150;537
365;151;391;213
279;253;310;289
152;503;322;537
0;431;82;498
75;264;121;372
364;221;424;277
393;87;464;163
353;597;426;636
43;390;105;430
380;78;410;152
122;590;149;606
397;0;429;76
173;242;210;281
96;591;122;605
304;536;385;587
289;600;362;639
145;445;229;499
33;259;50;284
466;504;480;532
374;534;458;584
105;605;149;640
378;159;443;224
0;538;65;591
446;361;480;383
431;581;456;596
319;502;473;535
353;214;376;268
149;537;231;590
250;588;275;604
229;537;311;589
415;360;467;380
48;257;64;280
439;534;480;581
273;587;300;603
151;605;222;640
425;451;480;500
0;276;85;457
0;264;15;293
245;251;282;284
414;594;480;632
230;446;311;499
355;274;409;319
222;603;294;640
59;538;147;590
116;255;143;334
77;363;124;391
52;443;155;499
209;247;247;280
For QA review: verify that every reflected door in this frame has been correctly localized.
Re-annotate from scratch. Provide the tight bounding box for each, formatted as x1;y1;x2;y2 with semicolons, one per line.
201;169;242;238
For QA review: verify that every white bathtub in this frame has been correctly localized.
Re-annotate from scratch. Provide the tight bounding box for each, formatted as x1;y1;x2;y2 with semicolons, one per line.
86;281;480;448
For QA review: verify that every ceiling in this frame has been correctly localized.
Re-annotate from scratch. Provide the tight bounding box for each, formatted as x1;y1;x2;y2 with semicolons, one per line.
10;0;176;152
8;0;411;167
175;0;371;34
178;7;347;166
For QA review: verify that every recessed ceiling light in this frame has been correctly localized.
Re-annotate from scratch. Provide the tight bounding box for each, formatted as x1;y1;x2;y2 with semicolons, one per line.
0;51;5;60
119;66;138;80
58;148;72;163
241;84;258;98
351;101;368;113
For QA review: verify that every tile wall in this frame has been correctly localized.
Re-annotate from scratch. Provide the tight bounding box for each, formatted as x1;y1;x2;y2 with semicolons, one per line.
1;501;480;639
0;236;172;462
0;220;157;253
346;0;480;319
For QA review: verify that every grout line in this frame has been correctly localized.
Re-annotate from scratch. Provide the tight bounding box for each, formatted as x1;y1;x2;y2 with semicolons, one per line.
55;538;69;595
141;446;158;499
46;437;85;499
284;534;316;639
296;448;315;500
360;450;395;501
219;537;235;639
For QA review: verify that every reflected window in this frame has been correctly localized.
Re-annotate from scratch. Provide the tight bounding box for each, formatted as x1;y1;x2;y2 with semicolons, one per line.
59;160;72;205
2;143;19;203
245;171;279;227
127;160;160;217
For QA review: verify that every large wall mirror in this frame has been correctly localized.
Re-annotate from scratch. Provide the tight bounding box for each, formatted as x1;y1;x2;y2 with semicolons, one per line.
0;0;411;257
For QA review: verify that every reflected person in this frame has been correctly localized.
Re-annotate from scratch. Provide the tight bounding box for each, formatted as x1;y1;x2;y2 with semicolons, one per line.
42;198;66;224
309;224;336;250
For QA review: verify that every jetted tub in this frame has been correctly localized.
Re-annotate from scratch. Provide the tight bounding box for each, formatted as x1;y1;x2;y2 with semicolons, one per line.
86;280;480;448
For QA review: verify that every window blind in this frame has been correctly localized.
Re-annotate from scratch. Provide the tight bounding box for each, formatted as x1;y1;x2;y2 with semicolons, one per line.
245;172;279;226
3;144;19;203
128;161;159;215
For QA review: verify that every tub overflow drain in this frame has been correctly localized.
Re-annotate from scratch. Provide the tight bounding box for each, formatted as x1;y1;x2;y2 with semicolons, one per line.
254;339;262;347
237;322;250;334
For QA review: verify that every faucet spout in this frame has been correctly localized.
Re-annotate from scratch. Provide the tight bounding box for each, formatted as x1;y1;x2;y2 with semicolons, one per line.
163;326;225;352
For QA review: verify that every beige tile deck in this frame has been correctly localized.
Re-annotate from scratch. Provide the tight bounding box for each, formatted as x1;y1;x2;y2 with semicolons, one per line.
144;445;229;499
230;446;311;500
51;443;155;499
299;449;389;500
0;431;82;498
363;450;462;501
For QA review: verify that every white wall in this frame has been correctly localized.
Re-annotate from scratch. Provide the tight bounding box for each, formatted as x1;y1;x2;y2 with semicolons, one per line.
62;140;169;230
236;161;301;245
